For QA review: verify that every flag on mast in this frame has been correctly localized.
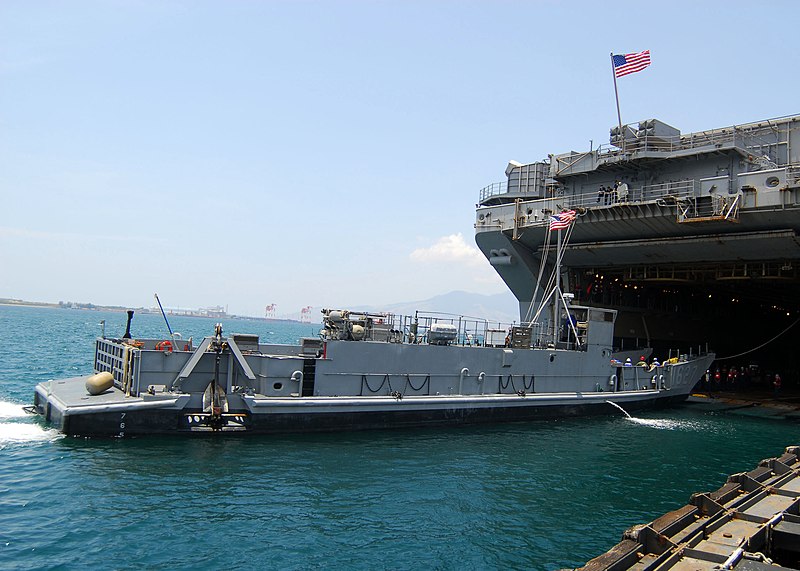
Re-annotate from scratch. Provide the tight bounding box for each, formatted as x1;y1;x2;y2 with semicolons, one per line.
612;50;651;77
549;210;576;231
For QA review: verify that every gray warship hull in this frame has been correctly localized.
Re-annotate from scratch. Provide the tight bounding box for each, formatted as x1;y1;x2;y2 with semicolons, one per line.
32;307;713;437
475;114;800;371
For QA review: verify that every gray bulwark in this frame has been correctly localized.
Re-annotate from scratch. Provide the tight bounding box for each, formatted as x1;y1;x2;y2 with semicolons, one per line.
173;337;212;389
225;338;256;381
172;336;256;390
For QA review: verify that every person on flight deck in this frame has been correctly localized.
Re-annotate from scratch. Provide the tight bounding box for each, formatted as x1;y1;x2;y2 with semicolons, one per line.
636;356;647;367
624;358;633;367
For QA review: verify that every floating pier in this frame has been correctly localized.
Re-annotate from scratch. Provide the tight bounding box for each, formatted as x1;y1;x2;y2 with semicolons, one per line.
580;445;800;570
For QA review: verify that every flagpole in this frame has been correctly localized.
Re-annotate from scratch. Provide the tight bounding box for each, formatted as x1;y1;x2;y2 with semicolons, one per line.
554;228;561;340
610;52;625;153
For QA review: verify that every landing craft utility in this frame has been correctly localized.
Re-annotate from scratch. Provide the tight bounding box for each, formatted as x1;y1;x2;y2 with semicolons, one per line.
29;305;712;436
30;201;713;435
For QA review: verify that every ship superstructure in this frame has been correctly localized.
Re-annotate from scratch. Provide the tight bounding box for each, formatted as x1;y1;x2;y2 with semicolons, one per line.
475;114;800;366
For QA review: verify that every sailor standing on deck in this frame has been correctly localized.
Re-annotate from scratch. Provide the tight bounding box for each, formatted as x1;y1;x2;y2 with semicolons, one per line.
597;186;606;203
617;181;629;202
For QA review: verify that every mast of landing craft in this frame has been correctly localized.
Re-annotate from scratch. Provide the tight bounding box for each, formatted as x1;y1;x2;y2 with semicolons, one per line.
553;229;561;341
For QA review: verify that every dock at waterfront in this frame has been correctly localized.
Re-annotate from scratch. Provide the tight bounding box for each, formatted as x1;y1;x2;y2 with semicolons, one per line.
578;445;800;570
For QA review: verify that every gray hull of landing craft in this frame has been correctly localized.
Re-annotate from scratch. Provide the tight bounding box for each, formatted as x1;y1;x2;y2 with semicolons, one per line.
32;327;714;437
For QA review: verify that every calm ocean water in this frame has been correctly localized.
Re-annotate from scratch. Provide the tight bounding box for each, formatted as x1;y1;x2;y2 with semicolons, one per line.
1;305;798;570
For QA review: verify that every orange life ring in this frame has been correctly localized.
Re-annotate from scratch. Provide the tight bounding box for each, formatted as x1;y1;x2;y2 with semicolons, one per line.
155;340;173;352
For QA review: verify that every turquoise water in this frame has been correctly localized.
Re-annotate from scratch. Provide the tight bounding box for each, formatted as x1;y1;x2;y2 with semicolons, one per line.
1;305;798;570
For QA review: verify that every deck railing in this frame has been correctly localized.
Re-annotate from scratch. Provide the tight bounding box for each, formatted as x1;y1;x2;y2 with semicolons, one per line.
492;179;698;218
478;181;508;202
478;178;698;209
375;311;520;348
331;310;554;349
567;180;697;210
594;130;744;158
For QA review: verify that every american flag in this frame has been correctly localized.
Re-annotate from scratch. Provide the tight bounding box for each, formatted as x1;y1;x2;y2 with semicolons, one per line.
549;210;576;231
612;50;651;78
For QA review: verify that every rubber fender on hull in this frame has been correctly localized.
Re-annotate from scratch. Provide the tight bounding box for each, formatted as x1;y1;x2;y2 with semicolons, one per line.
86;372;114;395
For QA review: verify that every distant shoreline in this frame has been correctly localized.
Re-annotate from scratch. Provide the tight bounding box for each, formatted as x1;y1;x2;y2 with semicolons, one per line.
0;298;140;313
0;299;316;324
0;299;73;309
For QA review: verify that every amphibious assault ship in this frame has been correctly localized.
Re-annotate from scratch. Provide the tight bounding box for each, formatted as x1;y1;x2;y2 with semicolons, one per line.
476;114;800;374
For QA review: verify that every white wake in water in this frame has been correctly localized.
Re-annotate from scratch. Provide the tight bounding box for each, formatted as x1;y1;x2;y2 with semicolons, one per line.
0;400;62;445
0;422;61;445
625;417;707;431
606;401;707;431
0;401;27;419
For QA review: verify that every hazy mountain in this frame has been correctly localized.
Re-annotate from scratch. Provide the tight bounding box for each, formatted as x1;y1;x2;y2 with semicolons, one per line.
354;291;519;325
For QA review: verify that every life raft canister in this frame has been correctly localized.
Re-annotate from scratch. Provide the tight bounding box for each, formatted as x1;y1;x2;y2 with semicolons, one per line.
85;371;114;395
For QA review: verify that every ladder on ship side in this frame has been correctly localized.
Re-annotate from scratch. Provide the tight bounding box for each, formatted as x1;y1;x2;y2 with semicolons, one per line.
301;359;316;397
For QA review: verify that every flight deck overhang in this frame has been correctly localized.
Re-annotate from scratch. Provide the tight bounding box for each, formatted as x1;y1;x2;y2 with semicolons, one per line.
554;142;751;179
549;229;800;267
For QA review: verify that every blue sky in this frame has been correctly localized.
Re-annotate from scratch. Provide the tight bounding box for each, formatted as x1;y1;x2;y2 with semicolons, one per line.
1;0;797;317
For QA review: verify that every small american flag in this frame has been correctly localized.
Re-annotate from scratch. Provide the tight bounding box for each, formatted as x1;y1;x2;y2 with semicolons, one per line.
549;210;576;231
612;50;651;77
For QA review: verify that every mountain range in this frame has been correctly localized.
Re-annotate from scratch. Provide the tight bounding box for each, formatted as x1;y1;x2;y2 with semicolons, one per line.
354;290;519;325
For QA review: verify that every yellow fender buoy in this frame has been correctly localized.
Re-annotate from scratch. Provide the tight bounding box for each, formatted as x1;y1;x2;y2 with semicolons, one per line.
86;372;114;396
